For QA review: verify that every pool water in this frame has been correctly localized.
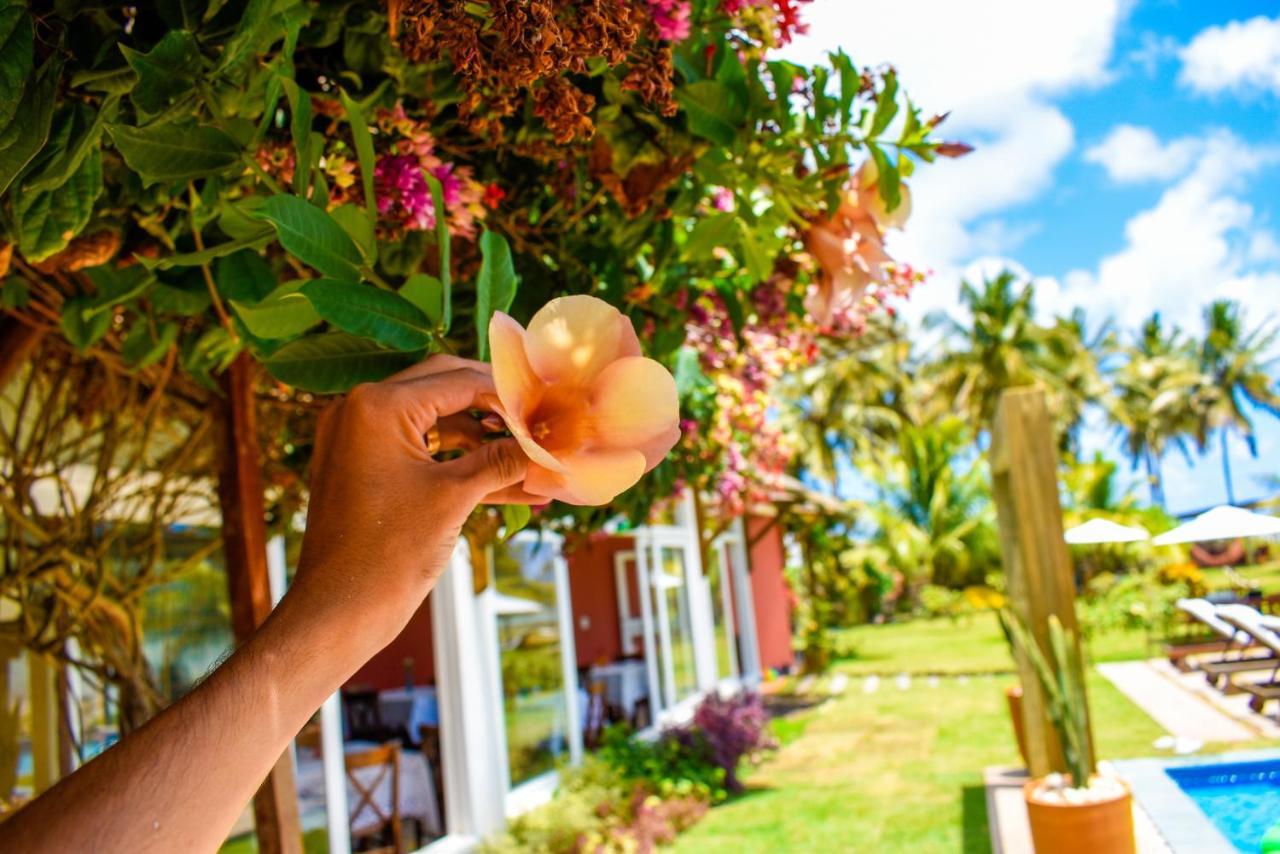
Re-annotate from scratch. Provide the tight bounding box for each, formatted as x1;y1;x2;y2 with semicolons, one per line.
1167;760;1280;853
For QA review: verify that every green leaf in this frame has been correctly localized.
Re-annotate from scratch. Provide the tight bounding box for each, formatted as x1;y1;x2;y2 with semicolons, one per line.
833;50;857;130
82;264;154;317
140;228;274;270
867;143;901;213
218;0;297;73
736;219;772;282
263;332;418;392
256;194;363;281
400;274;443;326
339;88;378;246
424;173;452;330
230;285;320;339
673;346;712;397
60;296;111;350
14;149;103;261
23;96;119;195
684;212;737;261
501;504;532;541
120;30;200;115
150;275;212;316
214;249;276;304
677;81;746;148
279;77;315;196
122;321;179;367
329;203;375;262
301;278;433;351
869;69;899;137
474;229;518;360
0;2;34;130
0;54;58;196
106;121;242;186
70;66;139;95
1;277;30;309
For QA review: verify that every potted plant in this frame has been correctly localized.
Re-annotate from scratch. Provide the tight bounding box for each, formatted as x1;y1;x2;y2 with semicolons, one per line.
1000;611;1135;854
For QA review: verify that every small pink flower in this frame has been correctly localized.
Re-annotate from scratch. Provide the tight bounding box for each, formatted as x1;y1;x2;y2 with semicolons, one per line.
711;187;734;211
647;0;692;41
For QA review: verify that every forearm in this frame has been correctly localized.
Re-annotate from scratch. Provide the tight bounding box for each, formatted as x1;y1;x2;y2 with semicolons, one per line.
0;597;360;853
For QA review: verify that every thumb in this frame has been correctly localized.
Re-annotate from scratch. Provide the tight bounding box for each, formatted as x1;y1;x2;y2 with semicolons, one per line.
443;438;529;502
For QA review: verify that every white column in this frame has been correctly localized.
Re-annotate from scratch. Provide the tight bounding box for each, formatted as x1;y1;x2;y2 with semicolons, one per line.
320;694;351;854
634;533;663;718
553;549;583;766
432;542;506;839
679;496;718;693
729;517;761;681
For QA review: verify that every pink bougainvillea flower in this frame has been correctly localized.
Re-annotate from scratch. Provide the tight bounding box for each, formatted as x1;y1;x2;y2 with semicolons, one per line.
647;0;692;41
490;295;681;505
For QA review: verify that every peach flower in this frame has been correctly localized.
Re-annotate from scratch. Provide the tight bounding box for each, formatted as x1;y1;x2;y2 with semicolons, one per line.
802;159;910;324
489;295;682;505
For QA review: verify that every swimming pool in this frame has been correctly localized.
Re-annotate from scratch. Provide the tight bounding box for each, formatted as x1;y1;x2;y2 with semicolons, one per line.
1116;750;1280;853
1166;759;1280;852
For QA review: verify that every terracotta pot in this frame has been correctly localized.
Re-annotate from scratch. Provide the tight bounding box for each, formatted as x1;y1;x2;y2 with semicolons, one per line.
1023;777;1135;854
1004;685;1029;766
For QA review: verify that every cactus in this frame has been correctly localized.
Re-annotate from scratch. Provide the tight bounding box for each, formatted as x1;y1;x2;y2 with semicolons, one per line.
999;609;1095;789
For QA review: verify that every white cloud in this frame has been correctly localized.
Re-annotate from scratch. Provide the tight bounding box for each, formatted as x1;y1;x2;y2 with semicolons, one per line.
1127;31;1179;77
783;0;1127;323
1050;131;1280;330
1180;15;1280;97
1084;125;1199;183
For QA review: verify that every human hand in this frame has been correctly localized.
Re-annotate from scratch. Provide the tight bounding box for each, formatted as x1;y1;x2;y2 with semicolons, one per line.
283;355;542;660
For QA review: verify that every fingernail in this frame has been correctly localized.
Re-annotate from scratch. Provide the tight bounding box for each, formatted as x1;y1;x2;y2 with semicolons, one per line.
480;413;507;432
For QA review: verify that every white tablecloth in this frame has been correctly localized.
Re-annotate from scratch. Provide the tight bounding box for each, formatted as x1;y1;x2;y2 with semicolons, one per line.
589;660;649;718
377;686;438;743
295;742;442;838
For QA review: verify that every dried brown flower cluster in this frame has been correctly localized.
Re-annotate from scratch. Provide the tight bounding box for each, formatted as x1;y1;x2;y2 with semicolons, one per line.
392;0;674;143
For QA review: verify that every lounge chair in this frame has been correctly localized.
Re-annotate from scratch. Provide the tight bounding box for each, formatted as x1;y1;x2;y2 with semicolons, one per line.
1166;598;1249;671
1217;605;1280;712
1175;599;1275;688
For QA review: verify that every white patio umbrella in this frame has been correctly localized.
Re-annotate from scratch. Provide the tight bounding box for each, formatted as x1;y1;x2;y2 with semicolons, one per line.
1063;518;1150;545
1152;505;1280;546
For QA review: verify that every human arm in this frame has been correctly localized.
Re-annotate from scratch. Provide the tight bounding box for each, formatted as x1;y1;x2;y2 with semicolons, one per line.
0;355;539;852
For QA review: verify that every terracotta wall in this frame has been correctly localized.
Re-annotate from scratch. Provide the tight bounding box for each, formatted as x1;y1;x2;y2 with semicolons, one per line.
346;596;436;691
746;515;795;673
565;535;633;668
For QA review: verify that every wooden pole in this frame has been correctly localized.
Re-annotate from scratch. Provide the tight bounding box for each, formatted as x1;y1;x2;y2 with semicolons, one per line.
989;387;1093;778
216;352;303;854
0;316;43;390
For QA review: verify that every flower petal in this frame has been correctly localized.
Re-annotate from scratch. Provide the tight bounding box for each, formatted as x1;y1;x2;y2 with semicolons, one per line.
489;312;540;421
526;448;647;505
496;402;568;474
562;448;648;505
588;357;680;468
525;295;640;387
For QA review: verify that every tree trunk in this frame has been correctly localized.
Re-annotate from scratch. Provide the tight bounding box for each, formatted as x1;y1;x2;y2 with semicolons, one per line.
1220;428;1236;506
0;315;43;390
215;353;302;854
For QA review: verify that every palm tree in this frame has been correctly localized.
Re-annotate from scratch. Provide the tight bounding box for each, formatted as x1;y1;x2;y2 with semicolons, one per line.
1193;300;1280;505
1106;314;1203;507
926;270;1105;446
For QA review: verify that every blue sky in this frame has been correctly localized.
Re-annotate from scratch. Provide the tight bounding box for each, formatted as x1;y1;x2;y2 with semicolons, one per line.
785;1;1280;516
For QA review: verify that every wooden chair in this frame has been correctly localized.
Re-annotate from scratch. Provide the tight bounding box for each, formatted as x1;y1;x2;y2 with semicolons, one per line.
296;721;322;754
583;680;607;748
417;724;446;835
345;742;403;854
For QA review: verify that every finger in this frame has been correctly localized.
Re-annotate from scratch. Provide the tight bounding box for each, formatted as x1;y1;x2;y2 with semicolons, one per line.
481;485;553;505
364;368;499;440
437;413;485;452
438;438;529;502
385;353;493;383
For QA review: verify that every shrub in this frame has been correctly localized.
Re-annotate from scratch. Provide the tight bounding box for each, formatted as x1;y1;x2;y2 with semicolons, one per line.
600;723;726;803
690;691;775;793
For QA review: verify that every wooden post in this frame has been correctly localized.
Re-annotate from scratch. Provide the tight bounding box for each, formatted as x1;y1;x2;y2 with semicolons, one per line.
26;651;59;794
0;316;43;390
216;352;303;854
989;387;1093;778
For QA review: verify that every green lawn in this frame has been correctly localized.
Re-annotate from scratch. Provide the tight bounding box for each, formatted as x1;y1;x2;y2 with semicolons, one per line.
676;609;1278;854
828;611;1150;676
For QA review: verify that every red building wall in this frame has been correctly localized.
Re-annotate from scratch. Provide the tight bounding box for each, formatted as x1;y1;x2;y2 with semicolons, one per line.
346;595;437;691
746;515;795;673
565;534;633;668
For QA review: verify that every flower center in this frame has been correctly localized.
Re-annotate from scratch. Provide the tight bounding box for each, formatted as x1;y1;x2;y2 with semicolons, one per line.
526;386;589;455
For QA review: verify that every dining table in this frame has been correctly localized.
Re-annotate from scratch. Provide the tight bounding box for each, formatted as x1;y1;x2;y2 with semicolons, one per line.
294;739;442;838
